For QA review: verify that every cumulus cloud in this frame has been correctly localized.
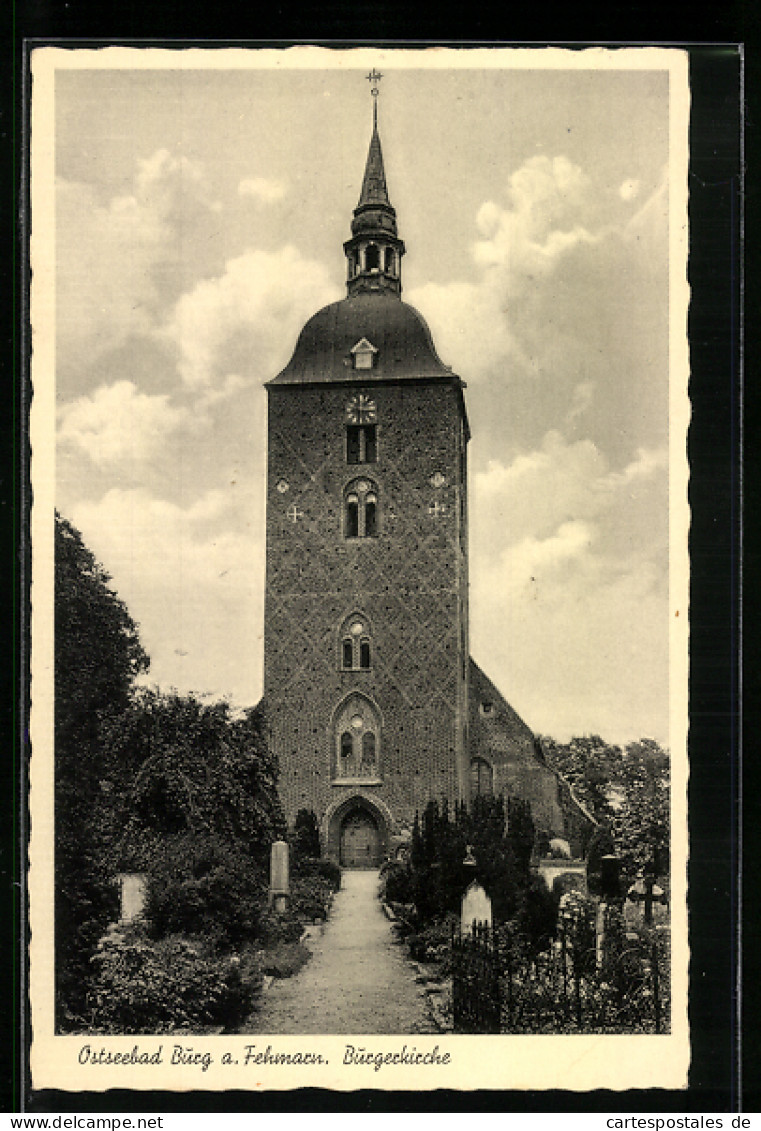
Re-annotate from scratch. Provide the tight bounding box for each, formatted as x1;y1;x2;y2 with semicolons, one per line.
70;485;266;708
469;430;669;742
409;156;670;466
56;150;222;380
163;244;337;388
473;432;668;579
238;176;287;204
471;546;668;743
57;380;196;466
408;155;606;384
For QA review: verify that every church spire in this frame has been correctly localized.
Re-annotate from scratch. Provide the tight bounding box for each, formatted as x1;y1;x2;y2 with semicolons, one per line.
357;123;391;214
344;71;405;298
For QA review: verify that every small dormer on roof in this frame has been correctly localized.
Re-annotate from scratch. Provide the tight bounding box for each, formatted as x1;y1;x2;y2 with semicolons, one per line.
350;337;379;370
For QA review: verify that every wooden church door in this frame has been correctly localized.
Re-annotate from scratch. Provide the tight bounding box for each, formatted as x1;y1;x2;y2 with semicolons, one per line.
340;810;381;868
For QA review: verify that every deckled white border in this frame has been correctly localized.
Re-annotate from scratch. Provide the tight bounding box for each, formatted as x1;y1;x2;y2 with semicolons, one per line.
29;44;690;1093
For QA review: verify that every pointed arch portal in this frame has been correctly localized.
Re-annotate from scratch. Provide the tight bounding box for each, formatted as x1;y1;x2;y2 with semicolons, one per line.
323;794;391;868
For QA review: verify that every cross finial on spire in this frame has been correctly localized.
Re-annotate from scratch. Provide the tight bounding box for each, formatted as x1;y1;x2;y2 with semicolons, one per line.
366;68;383;128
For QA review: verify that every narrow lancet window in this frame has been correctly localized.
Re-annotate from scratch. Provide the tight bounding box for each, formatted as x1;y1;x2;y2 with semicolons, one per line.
361;732;376;771
343;480;378;538
345;493;359;537
338;614;373;671
365;494;377;537
470;757;494;798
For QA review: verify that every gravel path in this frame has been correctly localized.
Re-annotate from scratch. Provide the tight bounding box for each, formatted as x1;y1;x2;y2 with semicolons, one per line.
242;869;435;1034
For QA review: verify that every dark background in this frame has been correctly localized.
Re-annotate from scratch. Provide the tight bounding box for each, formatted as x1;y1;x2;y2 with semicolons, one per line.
2;9;751;1114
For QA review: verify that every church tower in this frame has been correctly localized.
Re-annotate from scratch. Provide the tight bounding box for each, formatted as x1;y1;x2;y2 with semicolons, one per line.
263;79;596;866
263;80;470;864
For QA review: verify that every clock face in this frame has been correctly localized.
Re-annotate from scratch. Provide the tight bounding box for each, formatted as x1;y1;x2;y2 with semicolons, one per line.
346;393;377;425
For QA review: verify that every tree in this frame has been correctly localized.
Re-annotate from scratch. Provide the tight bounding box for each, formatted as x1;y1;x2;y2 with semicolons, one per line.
541;734;620;823
293;808;322;858
613;739;670;880
54;513;149;1025
543;731;670;887
96;690;286;950
506;796;535;874
406;795;538;927
100;691;285;862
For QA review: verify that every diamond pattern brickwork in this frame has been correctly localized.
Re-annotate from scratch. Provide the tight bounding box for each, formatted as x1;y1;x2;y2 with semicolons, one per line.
264;379;469;832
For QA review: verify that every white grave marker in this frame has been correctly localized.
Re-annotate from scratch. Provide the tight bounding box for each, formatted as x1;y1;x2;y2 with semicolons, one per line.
116;873;147;923
269;839;290;912
461;879;492;934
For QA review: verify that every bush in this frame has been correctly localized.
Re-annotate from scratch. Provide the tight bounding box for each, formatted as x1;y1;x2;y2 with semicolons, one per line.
290;873;335;922
379;860;412;904
406;913;460;968
86;925;262;1033
516;876;558;954
256;908;304;946
144;834;268;949
260;941;311;979
293;855;341;891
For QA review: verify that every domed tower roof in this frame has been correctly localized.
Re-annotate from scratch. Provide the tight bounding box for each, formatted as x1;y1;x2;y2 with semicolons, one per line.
270;75;462;391
269;293;455;385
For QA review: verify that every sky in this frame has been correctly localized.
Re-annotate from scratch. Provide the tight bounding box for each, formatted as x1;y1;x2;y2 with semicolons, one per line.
49;49;682;746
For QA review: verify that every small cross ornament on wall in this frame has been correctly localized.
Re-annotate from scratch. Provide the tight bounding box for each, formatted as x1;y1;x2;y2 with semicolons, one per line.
428;500;447;518
287;504;304;524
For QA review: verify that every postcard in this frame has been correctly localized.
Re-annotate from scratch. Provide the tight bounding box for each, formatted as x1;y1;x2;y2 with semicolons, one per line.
29;44;690;1093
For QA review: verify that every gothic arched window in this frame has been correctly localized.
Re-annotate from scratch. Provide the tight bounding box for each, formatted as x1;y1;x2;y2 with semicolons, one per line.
343;479;379;538
339;613;372;671
333;694;381;781
470;757;494;799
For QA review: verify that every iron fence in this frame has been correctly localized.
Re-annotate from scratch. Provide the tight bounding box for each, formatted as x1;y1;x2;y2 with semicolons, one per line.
451;921;502;1033
450;915;670;1034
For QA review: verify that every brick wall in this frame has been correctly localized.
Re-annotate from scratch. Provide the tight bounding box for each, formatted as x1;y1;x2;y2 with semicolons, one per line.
468;659;596;855
264;378;470;839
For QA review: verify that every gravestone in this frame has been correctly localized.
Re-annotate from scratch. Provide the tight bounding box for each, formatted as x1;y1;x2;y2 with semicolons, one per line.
269;839;290;912
595;900;606;968
116;872;147;923
624;874;668;933
461;879;492;934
